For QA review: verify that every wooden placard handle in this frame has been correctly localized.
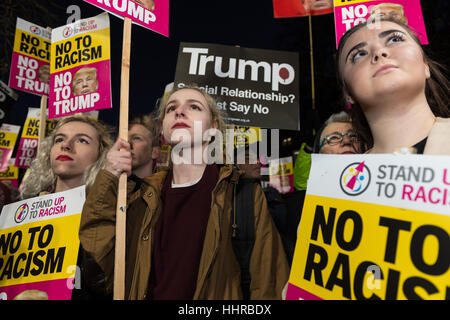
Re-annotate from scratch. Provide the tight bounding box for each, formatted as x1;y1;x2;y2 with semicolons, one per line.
114;17;132;300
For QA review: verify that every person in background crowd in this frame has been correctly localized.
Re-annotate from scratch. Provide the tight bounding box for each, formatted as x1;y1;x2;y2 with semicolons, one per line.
79;85;289;300
313;110;364;154
20;114;114;300
127;114;161;179
0;180;19;213
336;18;450;155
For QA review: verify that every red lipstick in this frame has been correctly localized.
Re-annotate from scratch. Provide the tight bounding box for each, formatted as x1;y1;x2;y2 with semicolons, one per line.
56;155;73;161
172;122;190;129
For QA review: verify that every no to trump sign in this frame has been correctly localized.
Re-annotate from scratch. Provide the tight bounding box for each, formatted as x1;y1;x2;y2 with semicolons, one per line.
287;154;450;300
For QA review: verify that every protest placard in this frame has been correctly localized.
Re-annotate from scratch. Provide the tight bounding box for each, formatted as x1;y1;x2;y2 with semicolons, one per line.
287;154;450;300
175;43;300;130
0;186;85;300
273;0;334;18
83;0;169;37
49;13;112;119
0;81;18;128
0;124;20;172
14;108;58;168
8;18;51;96
333;0;428;48
0;159;19;189
269;156;294;194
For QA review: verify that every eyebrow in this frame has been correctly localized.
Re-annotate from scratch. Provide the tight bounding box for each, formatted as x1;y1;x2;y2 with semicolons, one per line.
54;133;93;140
345;29;407;62
166;98;206;108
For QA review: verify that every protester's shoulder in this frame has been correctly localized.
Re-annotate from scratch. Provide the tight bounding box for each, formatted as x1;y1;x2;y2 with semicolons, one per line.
141;168;169;189
435;117;450;125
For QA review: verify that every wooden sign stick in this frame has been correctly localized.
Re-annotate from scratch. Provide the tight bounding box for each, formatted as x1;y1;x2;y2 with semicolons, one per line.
114;17;132;300
37;95;47;155
308;15;316;111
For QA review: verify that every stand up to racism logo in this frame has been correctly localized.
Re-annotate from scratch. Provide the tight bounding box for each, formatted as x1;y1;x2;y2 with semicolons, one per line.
339;161;371;196
14;203;29;223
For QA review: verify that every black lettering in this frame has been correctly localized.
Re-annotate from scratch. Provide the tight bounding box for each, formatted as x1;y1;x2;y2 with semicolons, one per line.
0;255;13;280
335;210;362;251
379;217;411;263
353;261;382;300
325;253;351;299
44;247;65;274
28;226;41;250
38;224;53;248
13;253;27;278
410;225;450;276
385;268;400;300
23;251;34;277
55;56;62;69
303;243;328;287
30;250;45;276
91;45;102;59
403;276;439;300
0;232;12;255
310;205;336;244
19;42;30;53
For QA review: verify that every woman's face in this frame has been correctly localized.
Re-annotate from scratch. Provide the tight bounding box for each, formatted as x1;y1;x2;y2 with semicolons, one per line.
319;122;359;154
162;89;216;147
50;121;100;181
339;21;430;108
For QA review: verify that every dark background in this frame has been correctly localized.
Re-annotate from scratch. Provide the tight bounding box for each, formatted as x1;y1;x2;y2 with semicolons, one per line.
1;0;449;158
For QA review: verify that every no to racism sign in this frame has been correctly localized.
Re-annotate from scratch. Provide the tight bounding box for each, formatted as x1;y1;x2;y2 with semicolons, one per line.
8;18;51;96
49;13;112;119
0;186;85;300
287;154;450;300
174;42;300;130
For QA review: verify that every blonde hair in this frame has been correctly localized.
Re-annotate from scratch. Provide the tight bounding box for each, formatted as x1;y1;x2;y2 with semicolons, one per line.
155;84;227;135
20;114;113;199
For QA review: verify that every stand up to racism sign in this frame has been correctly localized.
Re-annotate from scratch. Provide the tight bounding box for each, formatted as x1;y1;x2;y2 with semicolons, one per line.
174;42;300;131
287;154;450;300
0;186;85;300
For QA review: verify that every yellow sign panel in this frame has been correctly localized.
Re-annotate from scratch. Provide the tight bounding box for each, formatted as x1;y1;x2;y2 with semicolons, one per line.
0;214;81;287
288;194;450;300
13;30;51;62
334;0;373;6
51;28;110;73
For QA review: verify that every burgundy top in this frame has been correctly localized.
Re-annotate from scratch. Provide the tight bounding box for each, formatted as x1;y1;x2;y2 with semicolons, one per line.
148;165;219;300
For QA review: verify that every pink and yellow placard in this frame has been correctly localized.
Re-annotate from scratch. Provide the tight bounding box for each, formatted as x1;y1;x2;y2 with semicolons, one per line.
8;18;51;96
334;0;428;48
0;186;85;300
83;0;169;37
48;13;112;119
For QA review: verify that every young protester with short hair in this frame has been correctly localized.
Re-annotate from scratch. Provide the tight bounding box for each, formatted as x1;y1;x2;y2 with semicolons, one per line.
79;85;289;300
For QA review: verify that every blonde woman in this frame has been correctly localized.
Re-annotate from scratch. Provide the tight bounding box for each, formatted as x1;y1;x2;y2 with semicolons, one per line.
21;114;113;199
80;85;289;300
